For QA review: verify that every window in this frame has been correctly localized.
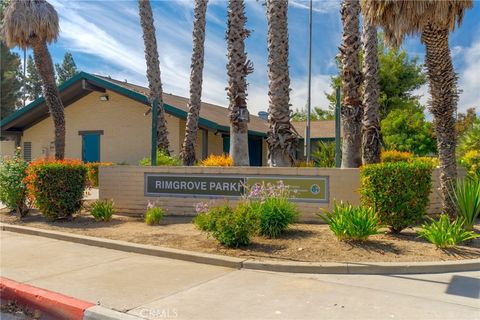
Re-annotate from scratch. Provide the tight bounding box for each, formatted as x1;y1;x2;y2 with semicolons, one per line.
23;142;32;162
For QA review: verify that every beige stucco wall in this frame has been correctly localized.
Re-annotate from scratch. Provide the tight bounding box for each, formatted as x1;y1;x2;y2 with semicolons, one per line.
0;140;16;159
99;166;457;222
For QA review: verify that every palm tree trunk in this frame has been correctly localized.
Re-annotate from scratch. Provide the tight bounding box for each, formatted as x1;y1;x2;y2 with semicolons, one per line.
421;23;458;216
340;0;362;168
266;0;298;167
138;0;169;154
361;22;381;164
31;38;65;160
226;0;252;166
181;0;208;166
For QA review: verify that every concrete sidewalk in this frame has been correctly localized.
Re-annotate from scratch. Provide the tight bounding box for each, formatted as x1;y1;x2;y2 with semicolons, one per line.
1;230;479;320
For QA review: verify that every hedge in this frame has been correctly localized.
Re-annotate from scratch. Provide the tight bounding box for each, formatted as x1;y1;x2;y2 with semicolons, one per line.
360;161;434;233
25;159;87;220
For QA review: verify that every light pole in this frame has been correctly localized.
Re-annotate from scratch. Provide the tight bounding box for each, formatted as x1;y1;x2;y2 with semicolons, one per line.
305;0;313;162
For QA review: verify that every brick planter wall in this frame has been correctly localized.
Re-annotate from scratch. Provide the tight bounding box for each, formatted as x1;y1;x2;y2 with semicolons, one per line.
98;166;461;222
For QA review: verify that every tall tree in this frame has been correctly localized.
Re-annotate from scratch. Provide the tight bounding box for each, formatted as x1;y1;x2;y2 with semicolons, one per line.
326;39;426;120
265;0;298;167
456;107;477;137
226;0;253;166
0;41;22;119
55;52;78;85
3;0;66;159
381;104;437;156
292;107;335;121
180;0;208;166
339;0;362;168
25;55;42;101
361;0;473;216
138;0;169;154
361;21;381;164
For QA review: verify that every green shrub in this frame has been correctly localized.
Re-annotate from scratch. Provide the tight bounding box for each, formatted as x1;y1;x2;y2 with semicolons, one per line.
194;203;228;232
90;200;115;222
318;202;382;241
0;149;29;218
418;214;479;248
449;177;480;231
139;150;181;166
85;162;113;187
254;198;298;238
194;203;257;247
145;205;165;225
26;159;87;221
360;161;434;233
245;181;299;238
311;141;336;167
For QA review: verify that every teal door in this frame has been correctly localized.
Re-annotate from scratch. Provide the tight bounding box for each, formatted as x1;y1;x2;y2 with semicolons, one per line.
248;137;262;166
82;133;100;162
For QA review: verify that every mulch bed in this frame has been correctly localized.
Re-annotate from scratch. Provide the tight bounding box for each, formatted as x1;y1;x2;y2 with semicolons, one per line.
1;209;479;263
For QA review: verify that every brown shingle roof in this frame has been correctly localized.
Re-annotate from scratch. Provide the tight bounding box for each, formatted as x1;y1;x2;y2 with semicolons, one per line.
292;120;340;139
95;75;268;135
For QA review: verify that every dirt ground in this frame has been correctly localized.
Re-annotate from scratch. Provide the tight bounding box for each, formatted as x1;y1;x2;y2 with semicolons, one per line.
1;209;479;263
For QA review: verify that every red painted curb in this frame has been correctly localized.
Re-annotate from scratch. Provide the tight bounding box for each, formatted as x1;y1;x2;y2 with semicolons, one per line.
0;277;95;320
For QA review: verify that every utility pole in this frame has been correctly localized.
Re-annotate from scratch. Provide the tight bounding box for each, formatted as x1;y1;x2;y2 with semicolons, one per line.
335;87;341;168
305;0;313;162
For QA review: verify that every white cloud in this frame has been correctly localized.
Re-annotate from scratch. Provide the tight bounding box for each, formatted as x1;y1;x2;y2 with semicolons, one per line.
247;74;332;115
290;0;340;13
457;39;480;112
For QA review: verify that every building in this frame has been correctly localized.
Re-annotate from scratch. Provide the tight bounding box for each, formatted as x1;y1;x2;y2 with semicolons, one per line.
0;72;269;165
0;72;339;165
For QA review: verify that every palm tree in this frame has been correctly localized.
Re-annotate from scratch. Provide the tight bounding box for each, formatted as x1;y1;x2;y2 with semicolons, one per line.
361;22;381;164
180;0;208;166
361;0;473;216
138;0;169;155
3;0;65;160
339;0;363;168
226;0;253;166
265;0;298;167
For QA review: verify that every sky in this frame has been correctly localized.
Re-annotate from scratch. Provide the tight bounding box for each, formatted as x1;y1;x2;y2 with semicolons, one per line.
15;0;480;116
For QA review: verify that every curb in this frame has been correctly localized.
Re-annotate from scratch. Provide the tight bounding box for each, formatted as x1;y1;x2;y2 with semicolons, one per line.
0;277;141;320
0;223;245;269
2;223;479;275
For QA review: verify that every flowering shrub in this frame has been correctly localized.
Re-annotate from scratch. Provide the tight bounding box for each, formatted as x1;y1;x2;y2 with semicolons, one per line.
459;150;480;178
85;162;114;187
200;154;233;167
25;159;87;221
381;150;413;163
244;181;298;238
0;148;29;218
145;201;165;225
413;157;439;167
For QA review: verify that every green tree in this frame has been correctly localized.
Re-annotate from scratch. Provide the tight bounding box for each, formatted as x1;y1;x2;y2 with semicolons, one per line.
25;55;42;100
292;107;334;121
0;41;22;120
456;107;477;137
326;36;426;120
381;104;436;156
55;52;78;85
